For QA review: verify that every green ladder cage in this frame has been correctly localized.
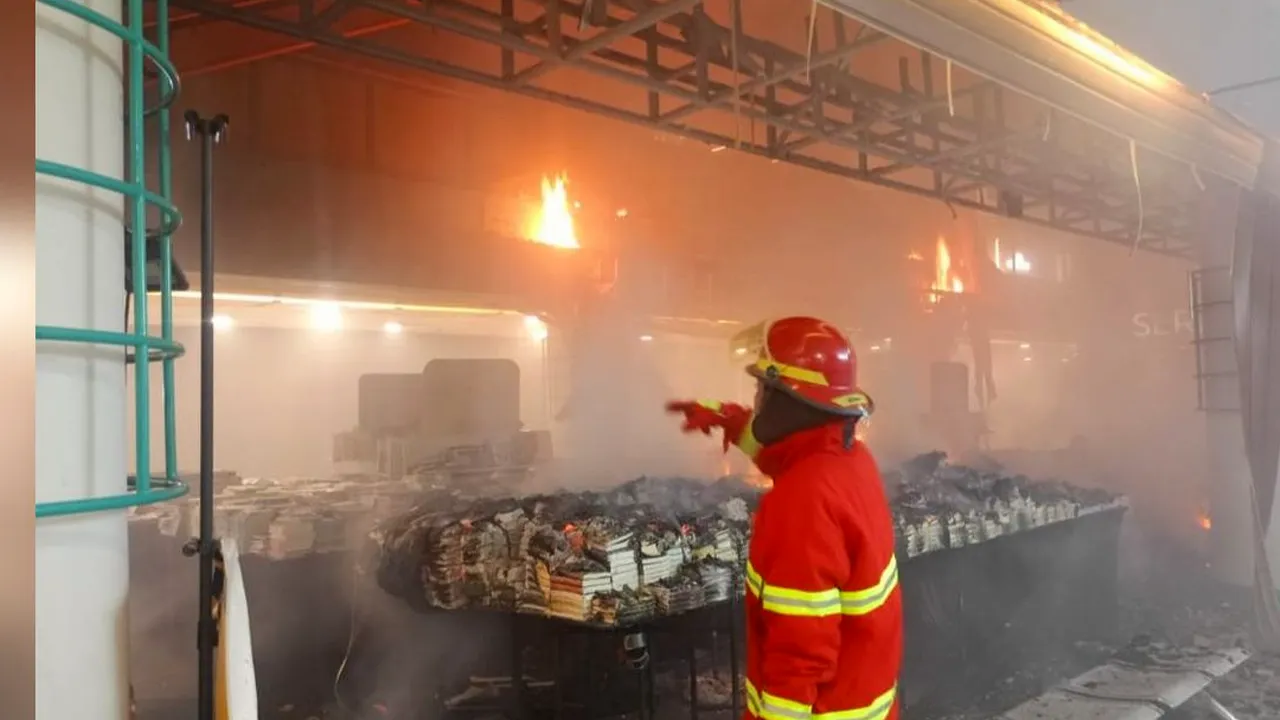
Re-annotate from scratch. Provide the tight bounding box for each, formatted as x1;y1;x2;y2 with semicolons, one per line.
35;0;187;517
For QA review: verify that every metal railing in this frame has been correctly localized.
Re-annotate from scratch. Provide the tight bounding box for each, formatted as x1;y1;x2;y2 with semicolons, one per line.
34;0;186;516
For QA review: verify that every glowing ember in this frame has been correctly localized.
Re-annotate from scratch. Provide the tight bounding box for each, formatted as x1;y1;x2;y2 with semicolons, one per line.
929;236;965;302
527;174;580;249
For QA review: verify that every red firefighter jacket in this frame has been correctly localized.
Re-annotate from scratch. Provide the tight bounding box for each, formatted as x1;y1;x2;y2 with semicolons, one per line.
743;422;903;720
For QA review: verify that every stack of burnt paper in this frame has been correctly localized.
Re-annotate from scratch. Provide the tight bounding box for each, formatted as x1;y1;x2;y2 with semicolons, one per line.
370;457;1125;625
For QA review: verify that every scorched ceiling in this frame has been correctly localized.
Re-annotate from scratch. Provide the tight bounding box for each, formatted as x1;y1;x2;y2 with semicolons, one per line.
158;0;1274;259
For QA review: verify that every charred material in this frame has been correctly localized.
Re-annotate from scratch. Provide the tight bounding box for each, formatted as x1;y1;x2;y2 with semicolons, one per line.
370;454;1124;624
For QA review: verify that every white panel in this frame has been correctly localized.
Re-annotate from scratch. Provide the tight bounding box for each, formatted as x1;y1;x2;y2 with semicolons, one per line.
1001;646;1249;720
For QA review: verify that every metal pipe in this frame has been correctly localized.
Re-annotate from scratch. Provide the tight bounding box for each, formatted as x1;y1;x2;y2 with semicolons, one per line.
184;109;230;720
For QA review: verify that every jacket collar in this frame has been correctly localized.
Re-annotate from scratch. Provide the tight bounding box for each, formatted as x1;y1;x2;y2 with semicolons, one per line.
753;421;852;479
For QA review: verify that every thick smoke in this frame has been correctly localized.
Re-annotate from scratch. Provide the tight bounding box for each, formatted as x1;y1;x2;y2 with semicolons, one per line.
553;265;709;487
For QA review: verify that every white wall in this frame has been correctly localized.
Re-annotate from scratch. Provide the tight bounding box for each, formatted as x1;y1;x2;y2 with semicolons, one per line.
128;323;549;479
127;318;746;480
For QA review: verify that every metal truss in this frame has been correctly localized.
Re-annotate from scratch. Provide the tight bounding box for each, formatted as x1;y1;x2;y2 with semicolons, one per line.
162;0;1203;257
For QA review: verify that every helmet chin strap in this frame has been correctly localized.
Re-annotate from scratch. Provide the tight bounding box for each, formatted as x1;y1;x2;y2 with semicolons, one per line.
841;418;857;450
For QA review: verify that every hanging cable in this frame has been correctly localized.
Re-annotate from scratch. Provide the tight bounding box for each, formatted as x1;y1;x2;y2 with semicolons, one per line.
945;59;955;117
1191;163;1206;192
1207;73;1280;97
1128;138;1145;256
1042;111;1052;142
805;0;819;82
333;562;369;719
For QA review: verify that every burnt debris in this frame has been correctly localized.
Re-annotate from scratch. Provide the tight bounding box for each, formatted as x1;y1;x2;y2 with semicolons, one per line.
369;454;1126;625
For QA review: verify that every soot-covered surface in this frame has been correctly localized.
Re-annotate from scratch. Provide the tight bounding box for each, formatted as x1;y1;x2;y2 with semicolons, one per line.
921;534;1278;720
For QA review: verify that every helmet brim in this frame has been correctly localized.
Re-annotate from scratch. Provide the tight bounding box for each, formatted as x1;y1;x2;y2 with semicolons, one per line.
745;364;873;418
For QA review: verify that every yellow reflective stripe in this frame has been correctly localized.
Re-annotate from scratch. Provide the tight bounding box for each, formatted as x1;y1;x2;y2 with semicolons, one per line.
839;555;899;616
811;685;897;720
754;358;829;386
745;561;841;617
748;556;897;617
737;419;762;458
831;392;871;409
746;687;762;718
746;681;895;720
696;399;724;411
745;681;813;720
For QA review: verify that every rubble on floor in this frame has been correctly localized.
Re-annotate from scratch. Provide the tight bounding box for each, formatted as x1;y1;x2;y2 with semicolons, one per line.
917;537;1278;720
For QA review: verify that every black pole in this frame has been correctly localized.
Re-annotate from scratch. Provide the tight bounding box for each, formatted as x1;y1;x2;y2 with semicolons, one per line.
182;110;229;720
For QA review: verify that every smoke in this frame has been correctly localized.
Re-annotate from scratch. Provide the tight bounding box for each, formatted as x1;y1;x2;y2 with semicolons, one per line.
552;258;712;487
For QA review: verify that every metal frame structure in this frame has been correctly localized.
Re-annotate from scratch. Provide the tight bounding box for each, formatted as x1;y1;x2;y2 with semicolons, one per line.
161;0;1207;256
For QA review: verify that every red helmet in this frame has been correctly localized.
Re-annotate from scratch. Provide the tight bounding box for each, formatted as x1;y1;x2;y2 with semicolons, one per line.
739;316;874;417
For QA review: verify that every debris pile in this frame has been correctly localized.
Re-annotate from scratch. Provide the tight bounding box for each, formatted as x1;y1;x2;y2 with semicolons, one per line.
888;451;1124;557
370;454;1125;624
128;473;426;558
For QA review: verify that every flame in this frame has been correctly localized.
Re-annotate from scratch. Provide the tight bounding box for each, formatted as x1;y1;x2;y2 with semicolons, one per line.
1198;513;1212;531
527;174;580;249
929;236;965;302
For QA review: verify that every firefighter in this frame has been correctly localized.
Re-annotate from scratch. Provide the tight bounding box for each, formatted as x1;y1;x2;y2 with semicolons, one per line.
667;316;902;720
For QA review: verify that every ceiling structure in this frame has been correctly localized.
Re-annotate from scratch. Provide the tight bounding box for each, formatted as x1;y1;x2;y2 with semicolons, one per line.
160;0;1272;260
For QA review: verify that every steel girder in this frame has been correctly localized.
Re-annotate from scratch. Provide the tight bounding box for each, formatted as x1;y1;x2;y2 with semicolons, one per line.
161;0;1203;257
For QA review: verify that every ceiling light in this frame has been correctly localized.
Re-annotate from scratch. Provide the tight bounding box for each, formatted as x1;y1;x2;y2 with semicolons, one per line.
616;208;629;218
639;334;653;342
310;302;343;332
383;321;403;335
1022;355;1032;362
523;314;548;342
211;314;233;331
167;290;516;317
1019;342;1031;349
869;344;882;352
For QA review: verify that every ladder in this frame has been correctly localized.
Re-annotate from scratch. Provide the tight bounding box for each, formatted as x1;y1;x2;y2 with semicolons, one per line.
1190;266;1240;413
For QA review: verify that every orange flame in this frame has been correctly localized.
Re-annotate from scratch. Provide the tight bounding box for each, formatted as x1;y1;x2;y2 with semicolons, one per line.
1198;513;1212;531
527;174;580;249
929;236;965;302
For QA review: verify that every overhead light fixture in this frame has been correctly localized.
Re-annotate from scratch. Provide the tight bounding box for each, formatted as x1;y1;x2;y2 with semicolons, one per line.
310;302;342;332
1022;355;1033;362
211;314;233;331
1019;342;1031;349
523;314;548;342
166;290;516;317
639;334;653;342
869;344;882;352
616;208;629;218
383;320;403;335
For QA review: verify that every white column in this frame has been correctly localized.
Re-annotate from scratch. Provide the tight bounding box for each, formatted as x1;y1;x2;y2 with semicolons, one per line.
35;1;132;718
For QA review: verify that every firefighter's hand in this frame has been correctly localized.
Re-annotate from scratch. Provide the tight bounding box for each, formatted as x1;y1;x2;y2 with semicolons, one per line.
665;400;725;435
716;404;755;455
